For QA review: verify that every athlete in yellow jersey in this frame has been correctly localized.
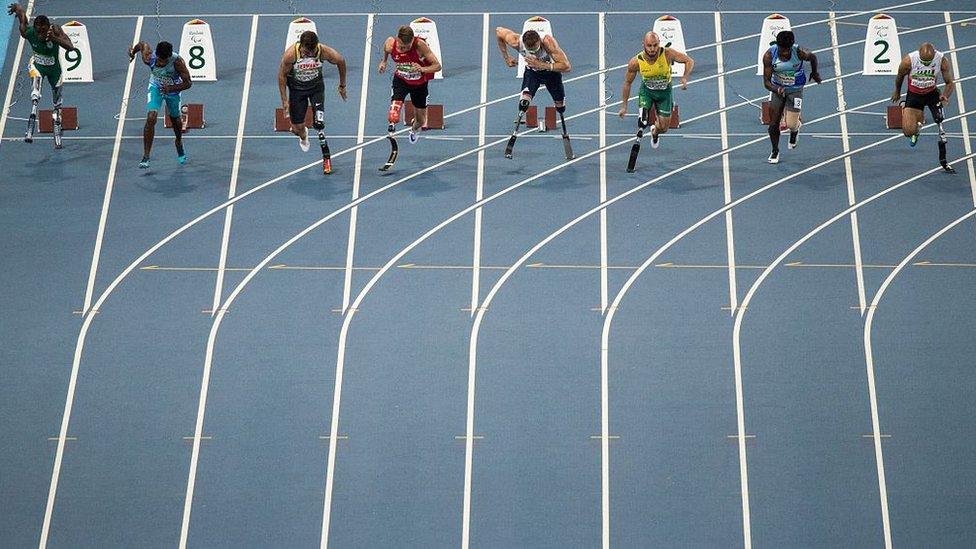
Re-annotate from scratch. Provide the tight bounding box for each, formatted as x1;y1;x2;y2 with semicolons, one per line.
619;31;694;149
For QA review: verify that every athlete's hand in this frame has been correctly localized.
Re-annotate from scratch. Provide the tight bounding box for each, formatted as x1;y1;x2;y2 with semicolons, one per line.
281;99;289;114
404;62;422;73
504;56;517;68
7;3;22;16
524;57;546;70
377;60;387;73
617;105;628;118
890;90;900;103
811;71;822;84
679;76;688;90
337;84;347;101
940;94;949;105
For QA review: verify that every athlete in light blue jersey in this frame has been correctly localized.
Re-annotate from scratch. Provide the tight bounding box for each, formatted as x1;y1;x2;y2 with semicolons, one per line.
128;40;192;168
761;31;821;164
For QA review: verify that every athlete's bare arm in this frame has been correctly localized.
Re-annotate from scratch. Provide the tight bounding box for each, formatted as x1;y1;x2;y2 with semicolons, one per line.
762;50;783;95
128;41;153;65
495;27;519;67
527;35;570;72
415;39;441;74
665;48;694;89
160;57;192;95
7;3;27;38
49;24;76;51
891;55;911;102
377;37;395;73
797;48;821;84
618;56;639;117
939;55;955;103
277;47;297;113
320;44;348;100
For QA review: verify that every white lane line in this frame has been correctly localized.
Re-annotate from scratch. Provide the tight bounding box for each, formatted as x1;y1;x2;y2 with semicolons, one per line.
946;11;976;205
79;17;144;315
863;207;976;549
40;17;142;547
830;12;869;314
341;14;373;314
0;0;34;147
716;12;739;316
42;3;938;22
178;14;260;549
598;10;611;549
210;14;259;316
598;109;976;549
599;12;609;315
732;151;976;549
40;32;967;549
470;13;489;317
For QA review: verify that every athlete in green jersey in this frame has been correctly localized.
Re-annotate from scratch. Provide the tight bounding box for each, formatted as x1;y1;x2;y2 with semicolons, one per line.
7;3;76;147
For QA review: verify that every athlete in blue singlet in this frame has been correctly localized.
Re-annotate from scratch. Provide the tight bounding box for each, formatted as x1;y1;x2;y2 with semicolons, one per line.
761;31;821;164
128;40;192;169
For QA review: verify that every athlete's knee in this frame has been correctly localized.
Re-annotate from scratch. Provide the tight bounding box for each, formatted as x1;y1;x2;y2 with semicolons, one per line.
388;99;404;124
555;103;566;114
518;97;530;112
656;117;670;133
638;107;650;128
786;117;801;131
146;111;158;125
313;108;325;131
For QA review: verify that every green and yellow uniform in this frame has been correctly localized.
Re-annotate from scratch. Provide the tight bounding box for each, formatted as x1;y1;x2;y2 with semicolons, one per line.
25;25;64;86
636;49;673;116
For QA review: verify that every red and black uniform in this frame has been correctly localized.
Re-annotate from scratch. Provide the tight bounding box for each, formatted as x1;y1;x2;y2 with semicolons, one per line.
390;37;433;108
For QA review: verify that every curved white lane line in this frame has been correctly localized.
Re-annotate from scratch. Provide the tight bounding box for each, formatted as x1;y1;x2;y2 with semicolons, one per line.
731;152;975;548
863;208;976;549
596;110;975;548
38;4;940;542
188;41;875;548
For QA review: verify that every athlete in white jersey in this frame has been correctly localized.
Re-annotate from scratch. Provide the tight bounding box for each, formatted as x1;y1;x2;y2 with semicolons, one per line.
495;24;572;157
892;42;956;171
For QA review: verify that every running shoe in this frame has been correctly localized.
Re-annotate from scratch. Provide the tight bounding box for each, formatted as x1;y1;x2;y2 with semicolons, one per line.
908;133;918;147
788;121;801;150
767;149;780;164
177;144;187;165
139;156;151;169
299;134;310;152
409;129;419;144
650;127;660;149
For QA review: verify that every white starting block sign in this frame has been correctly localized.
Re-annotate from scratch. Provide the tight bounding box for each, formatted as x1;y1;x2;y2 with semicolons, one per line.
285;17;317;50
410;17;443;79
58;21;93;82
653;15;686;76
863;14;901;75
756;13;791;75
517;16;552;78
180;19;217;81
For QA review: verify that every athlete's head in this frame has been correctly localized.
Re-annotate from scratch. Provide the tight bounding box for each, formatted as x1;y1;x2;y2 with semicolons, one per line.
300;30;319;53
396;25;414;50
522;30;542;53
642;31;661;58
918;42;936;64
775;30;795;50
33;15;50;37
155;41;173;63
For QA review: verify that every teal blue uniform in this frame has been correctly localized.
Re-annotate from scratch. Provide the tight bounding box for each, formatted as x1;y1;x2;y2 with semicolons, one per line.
146;52;183;117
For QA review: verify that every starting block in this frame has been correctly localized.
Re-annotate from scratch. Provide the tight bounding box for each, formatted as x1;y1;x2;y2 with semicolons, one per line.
760;101;788;130
648;104;681;129
38;107;78;132
524;105;538;128
543;106;558;131
164;103;205;130
274;106;313;131
403;103;444;129
886;104;903;129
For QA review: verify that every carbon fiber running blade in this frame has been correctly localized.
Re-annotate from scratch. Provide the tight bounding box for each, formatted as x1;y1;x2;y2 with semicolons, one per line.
379;135;398;171
627;143;640;173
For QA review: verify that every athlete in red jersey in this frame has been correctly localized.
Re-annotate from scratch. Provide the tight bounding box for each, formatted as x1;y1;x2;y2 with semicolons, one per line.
378;25;441;143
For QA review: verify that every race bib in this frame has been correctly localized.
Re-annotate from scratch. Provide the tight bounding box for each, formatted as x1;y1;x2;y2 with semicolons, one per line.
644;76;670;91
396;63;421;81
32;53;56;66
792;97;803;110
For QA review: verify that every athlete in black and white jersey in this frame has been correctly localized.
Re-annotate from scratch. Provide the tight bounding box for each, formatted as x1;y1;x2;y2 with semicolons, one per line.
278;30;347;174
892;42;956;171
495;25;573;158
